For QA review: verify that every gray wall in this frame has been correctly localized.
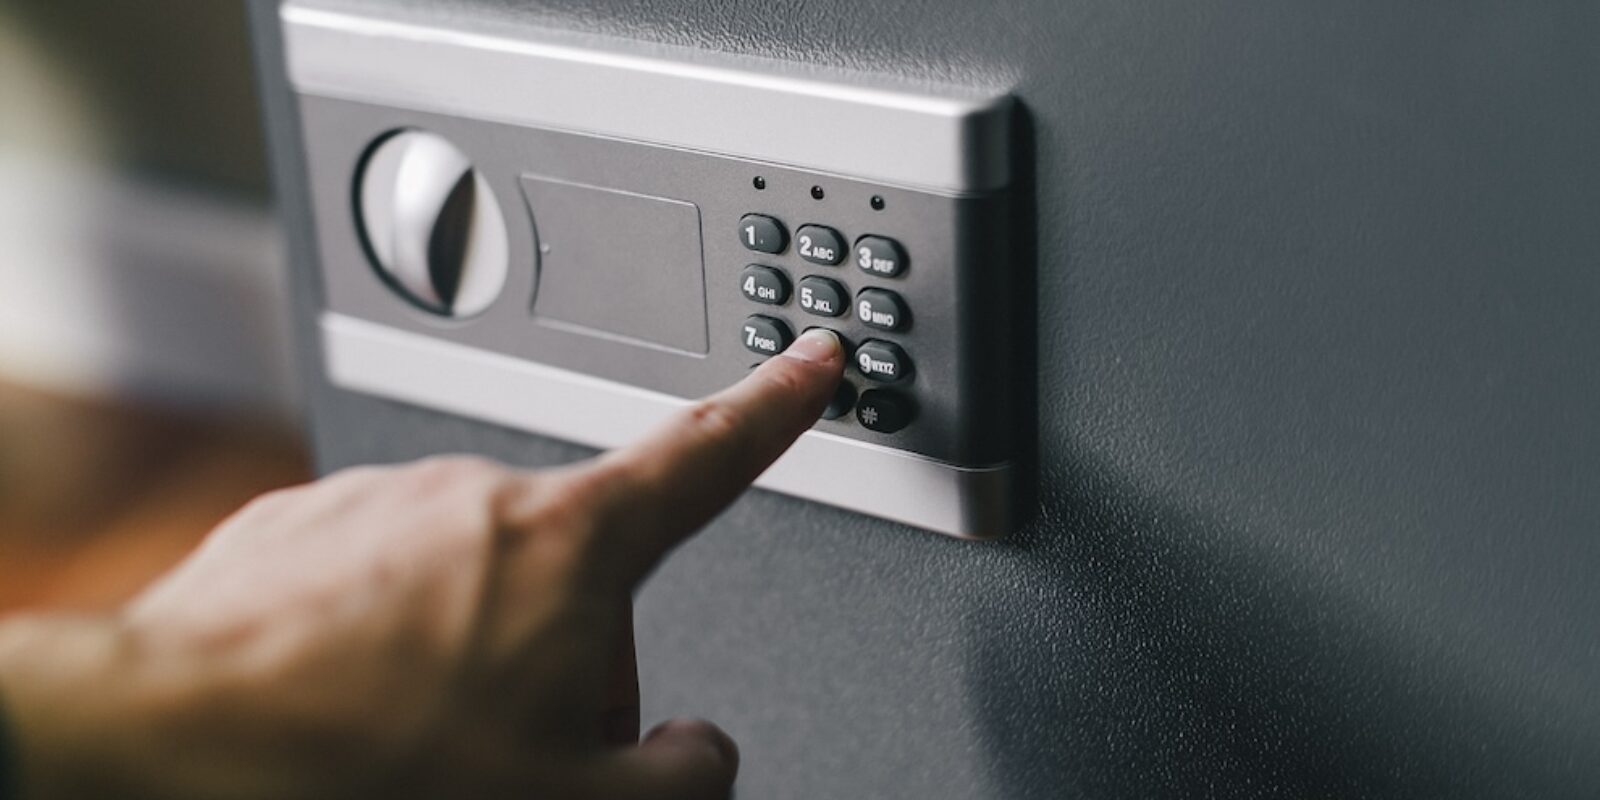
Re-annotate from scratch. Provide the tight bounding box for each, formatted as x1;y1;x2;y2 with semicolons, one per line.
250;2;1600;797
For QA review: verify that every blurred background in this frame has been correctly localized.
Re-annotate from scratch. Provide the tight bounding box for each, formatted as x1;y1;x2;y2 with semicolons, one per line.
0;0;308;612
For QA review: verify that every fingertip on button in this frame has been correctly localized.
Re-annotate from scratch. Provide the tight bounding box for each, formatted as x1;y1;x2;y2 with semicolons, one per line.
782;328;843;365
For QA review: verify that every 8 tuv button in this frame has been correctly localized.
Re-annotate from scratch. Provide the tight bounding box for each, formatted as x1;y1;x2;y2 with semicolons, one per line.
854;235;907;277
855;288;908;331
741;315;793;356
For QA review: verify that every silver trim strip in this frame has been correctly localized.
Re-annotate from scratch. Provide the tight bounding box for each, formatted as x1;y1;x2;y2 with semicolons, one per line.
281;4;1012;193
321;313;1014;539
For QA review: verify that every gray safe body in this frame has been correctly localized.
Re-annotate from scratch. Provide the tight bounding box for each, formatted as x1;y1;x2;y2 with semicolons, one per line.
283;3;1023;538
251;1;1600;798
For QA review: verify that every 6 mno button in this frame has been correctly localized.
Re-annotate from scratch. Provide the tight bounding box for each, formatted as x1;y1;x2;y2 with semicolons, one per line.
856;288;908;331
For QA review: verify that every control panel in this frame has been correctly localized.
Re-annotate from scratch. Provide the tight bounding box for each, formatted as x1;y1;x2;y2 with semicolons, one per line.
736;214;915;432
282;4;1024;538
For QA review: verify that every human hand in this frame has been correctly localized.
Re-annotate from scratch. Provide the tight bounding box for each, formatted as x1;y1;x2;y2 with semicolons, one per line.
0;329;845;800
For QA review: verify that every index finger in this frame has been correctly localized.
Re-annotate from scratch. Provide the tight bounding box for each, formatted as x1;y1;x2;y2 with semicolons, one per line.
568;328;845;586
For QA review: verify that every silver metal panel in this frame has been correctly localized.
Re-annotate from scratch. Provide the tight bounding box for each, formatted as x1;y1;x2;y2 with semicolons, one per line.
322;313;1014;539
281;4;1012;194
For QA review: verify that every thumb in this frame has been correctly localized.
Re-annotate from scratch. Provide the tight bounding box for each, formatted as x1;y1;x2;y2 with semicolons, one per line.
585;718;739;800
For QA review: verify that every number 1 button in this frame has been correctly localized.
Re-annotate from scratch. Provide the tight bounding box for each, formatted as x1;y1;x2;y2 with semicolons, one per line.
738;214;787;254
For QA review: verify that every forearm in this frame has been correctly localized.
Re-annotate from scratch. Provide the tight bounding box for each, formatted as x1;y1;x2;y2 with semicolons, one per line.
0;615;139;800
0;675;15;800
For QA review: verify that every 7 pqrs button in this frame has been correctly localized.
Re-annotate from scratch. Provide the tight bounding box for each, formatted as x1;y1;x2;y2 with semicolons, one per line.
740;315;793;356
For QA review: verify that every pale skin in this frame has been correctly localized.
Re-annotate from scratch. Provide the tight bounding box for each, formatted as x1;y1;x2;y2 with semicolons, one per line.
0;328;846;800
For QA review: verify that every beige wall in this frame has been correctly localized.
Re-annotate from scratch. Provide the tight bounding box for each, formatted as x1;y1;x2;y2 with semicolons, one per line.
0;1;292;413
0;0;267;196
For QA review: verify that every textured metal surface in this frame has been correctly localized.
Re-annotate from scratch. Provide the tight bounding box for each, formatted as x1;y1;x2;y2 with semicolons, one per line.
251;1;1600;797
283;4;1014;193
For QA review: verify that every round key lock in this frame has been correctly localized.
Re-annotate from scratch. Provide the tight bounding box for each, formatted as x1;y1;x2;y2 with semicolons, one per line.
354;130;509;317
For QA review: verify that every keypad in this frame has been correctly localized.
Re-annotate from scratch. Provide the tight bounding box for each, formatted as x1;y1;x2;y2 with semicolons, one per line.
734;212;915;433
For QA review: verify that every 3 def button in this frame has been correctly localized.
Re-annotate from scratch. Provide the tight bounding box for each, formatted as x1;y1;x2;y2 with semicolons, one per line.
854;235;906;277
740;315;793;356
857;389;914;433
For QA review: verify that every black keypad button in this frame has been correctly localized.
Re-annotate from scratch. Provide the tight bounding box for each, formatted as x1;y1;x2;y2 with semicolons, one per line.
738;214;788;254
821;381;857;420
855;288;908;331
854;235;907;277
857;389;915;433
796;224;846;266
740;314;793;356
739;265;790;305
855;339;911;384
797;276;847;317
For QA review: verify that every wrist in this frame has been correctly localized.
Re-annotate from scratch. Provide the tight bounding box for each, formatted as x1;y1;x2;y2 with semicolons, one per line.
0;614;142;800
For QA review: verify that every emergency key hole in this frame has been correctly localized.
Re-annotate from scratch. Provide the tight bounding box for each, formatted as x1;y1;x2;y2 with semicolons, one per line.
355;129;509;318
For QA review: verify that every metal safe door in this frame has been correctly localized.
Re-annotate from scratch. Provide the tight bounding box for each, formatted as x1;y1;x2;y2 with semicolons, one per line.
282;4;1026;538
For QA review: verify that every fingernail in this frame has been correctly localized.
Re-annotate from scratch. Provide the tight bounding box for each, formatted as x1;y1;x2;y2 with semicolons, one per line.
645;719;740;767
706;726;740;767
782;329;842;364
